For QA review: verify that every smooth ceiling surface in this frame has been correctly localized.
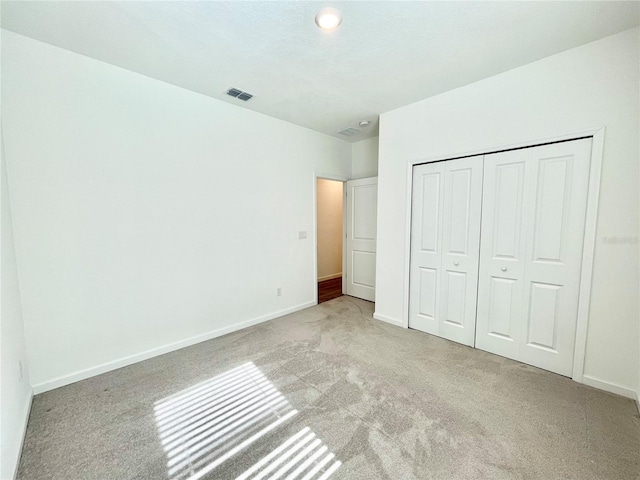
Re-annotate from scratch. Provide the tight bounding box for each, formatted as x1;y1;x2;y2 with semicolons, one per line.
2;1;639;141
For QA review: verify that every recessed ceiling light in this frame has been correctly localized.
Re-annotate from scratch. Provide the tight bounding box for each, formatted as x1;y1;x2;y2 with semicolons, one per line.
359;120;371;128
315;8;342;30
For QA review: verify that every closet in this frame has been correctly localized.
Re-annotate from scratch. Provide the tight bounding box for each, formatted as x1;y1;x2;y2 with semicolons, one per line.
409;138;592;376
409;155;483;347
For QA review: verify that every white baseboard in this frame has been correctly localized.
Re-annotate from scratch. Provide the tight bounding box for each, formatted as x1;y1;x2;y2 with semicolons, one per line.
317;273;342;282
10;389;33;480
32;301;315;394
636;390;640;416
373;312;404;327
581;374;636;399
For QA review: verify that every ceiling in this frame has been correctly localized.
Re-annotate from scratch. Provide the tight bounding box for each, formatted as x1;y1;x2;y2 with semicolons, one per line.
2;1;638;142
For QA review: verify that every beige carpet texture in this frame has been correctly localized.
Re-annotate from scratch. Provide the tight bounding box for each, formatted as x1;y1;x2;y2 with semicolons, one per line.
17;296;640;480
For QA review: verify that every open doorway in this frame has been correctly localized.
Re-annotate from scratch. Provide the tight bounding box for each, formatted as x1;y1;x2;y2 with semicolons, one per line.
316;178;345;303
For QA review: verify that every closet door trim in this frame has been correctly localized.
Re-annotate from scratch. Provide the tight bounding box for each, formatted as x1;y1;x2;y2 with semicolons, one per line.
402;127;605;383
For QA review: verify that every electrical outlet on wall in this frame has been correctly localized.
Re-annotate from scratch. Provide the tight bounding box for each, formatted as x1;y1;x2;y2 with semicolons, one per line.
277;287;282;296
298;231;307;240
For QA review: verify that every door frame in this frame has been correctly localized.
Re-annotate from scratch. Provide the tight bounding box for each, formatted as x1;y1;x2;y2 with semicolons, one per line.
313;173;348;305
402;126;605;383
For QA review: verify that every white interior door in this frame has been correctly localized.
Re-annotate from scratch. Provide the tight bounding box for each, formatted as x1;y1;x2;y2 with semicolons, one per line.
475;138;592;376
346;177;377;302
409;156;483;346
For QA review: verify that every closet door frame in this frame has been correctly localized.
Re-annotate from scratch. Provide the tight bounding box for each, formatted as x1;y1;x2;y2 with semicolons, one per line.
402;127;605;384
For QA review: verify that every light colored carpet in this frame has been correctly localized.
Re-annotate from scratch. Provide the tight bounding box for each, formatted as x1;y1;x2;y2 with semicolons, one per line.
17;296;640;479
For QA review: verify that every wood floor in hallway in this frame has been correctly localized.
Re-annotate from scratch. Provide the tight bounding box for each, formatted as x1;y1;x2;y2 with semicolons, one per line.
317;277;343;303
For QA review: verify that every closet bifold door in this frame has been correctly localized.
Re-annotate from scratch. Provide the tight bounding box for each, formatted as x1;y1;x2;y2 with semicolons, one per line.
475;138;592;376
409;156;483;347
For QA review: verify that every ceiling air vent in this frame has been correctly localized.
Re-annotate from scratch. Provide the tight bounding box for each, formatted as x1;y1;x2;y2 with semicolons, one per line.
338;127;360;137
226;87;253;101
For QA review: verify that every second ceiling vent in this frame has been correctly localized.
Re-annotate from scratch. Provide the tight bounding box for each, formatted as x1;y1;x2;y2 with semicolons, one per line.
226;87;253;101
338;127;360;137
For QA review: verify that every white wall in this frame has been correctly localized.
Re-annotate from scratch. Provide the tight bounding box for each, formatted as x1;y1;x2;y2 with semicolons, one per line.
1;31;351;392
316;179;343;281
376;28;639;395
351;136;379;179
1;134;32;480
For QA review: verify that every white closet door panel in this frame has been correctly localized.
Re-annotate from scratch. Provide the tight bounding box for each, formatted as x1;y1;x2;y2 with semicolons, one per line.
491;161;526;261
409;156;483;346
475;150;528;358
476;139;592;376
526;282;561;349
439;158;483;345
409;163;444;335
417;267;438;322
487;277;519;339
419;173;442;253
519;139;592;375
346;177;378;302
